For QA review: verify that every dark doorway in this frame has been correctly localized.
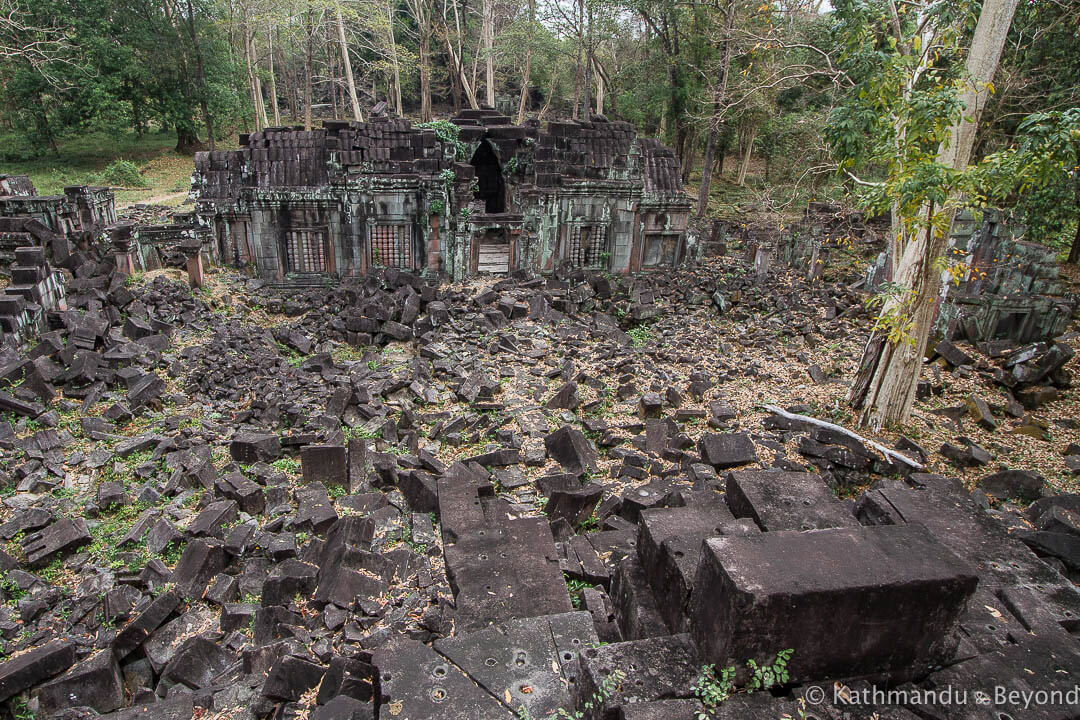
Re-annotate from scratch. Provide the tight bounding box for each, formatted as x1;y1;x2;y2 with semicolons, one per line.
470;140;506;213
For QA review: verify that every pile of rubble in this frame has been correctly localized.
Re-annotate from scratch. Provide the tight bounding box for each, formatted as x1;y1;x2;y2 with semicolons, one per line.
0;241;1077;720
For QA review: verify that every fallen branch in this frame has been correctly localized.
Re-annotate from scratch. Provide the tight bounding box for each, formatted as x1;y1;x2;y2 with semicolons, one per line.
762;404;924;470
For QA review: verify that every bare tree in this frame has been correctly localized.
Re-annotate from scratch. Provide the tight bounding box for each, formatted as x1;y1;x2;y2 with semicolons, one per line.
848;0;1020;428
334;7;363;121
0;0;76;87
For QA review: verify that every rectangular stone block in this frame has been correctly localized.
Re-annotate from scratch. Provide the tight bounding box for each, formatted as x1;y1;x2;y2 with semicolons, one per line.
725;470;859;531
574;634;699;720
301;444;348;487
690;525;977;684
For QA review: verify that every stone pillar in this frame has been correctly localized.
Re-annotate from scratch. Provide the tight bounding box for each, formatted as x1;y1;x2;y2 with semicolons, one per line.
427;214;441;274
107;222;137;276
181;237;205;288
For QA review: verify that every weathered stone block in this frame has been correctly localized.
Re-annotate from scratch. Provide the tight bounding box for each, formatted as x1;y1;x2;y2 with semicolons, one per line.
690;525;977;683
724;470;859;531
697;433;757;469
0;639;75;702
302;444;349;487
36;650;124;716
22;518;91;568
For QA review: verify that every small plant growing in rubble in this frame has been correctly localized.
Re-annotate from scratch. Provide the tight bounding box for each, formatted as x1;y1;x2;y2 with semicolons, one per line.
627;325;651;347
694;649;794;718
515;668;625;720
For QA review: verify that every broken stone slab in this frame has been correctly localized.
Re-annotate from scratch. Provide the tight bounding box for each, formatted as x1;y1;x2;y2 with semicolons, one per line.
544;426;599;476
978;469;1044;503
373;638;513;719
574;633;699;720
0;639;75;702
443;516;573;633
610;555;669;641
36;649;124;716
229;432;281;463
158;634;232;690
965;394;997;431
217;471;266;515
636;503;739;632
127;371;165;408
934;339;973;368
312;695;374;720
690;524;977;684
170;538;226;599
112;589;184;660
725;470;859;532
545;381;580;411
302;444;349;488
186;499;238;538
0;507;53;540
294;482;339;534
940;439;992;467
262;653;326;702
434;611;598;719
96;697;195;720
22;517;91;568
697;432;758;469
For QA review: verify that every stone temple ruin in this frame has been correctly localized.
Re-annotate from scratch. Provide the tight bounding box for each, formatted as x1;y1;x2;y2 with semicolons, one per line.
192;109;694;284
769;202;1078;344
0;117;1079;720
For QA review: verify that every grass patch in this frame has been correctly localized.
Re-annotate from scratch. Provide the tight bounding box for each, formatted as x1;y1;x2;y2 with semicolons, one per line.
0;129;233;208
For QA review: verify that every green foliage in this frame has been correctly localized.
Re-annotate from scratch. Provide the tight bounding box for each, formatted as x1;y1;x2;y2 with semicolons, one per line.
975;109;1080;250
564;575;591;609
515;668;625;720
694;649;794;718
417;120;467;161
271;456;301;475
694;663;736;711
10;696;34;720
746;648;792;690
627;325;652;348
99;159;147;187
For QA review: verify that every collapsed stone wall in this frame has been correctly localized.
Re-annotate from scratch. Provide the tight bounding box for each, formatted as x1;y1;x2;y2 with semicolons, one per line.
771;204;1077;344
0;247;67;349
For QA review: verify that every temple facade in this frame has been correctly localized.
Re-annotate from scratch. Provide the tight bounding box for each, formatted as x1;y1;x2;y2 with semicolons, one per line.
192;109;694;285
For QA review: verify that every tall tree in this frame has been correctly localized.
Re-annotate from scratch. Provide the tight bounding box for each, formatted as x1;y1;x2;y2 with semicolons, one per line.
836;0;1020;429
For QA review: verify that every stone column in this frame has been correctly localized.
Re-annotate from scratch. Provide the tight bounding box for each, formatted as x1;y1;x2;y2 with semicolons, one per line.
181;237;205;288
107;222;137;276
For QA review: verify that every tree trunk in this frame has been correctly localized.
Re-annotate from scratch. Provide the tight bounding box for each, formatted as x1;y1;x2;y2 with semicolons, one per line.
582;2;593;118
482;0;495;107
176;126;203;154
736;125;756;186
516;0;535;124
185;0;215;149
572;45;582;119
326;21;341;120
441;16;478;109
386;1;402;113
304;15;314;130
419;25;432;121
538;66;557;120
848;0;1020;429
1070;181;1080;264
336;8;363;121
695;0;735;219
594;58;603;115
450;62;462;112
243;8;263;132
681;129;696;183
268;30;281;126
